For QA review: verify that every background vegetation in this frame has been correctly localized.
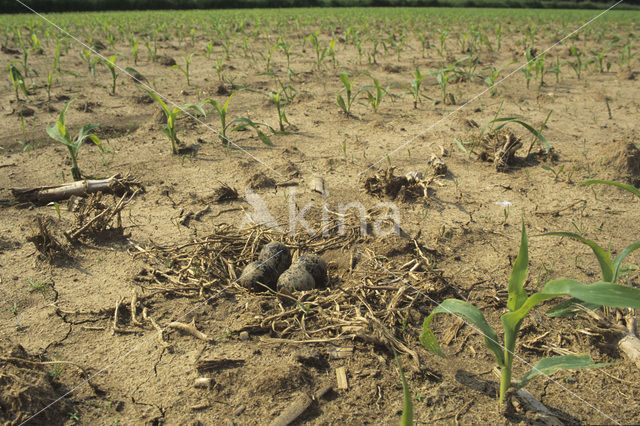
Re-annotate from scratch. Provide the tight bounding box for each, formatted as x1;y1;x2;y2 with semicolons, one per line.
1;0;639;13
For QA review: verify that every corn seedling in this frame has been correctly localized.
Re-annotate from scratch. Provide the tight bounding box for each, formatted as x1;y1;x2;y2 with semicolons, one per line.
619;41;638;67
418;33;430;58
79;49;98;78
534;53;546;89
421;221;640;404
172;52;197;86
277;38;296;78
204;40;214;59
541;164;565;182
259;44;277;74
432;64;458;104
590;40;617;73
46;70;55;104
8;62;29;103
140;88;205;154
522;48;536;89
46;98;103;180
144;39;157;62
568;46;584;79
307;32;330;70
364;76;389;113
484;65;503;96
269;90;290;132
547;57;562;83
53;40;62;72
129;36;140;65
401;67;431;109
200;93;272;147
524;110;552;157
336;71;366;117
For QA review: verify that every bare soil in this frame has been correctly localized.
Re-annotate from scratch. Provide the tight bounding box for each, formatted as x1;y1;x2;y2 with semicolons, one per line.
1;9;639;425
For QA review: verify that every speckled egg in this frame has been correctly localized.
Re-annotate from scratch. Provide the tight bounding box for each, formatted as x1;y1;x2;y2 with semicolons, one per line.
238;261;278;292
277;265;316;292
258;241;292;275
292;254;328;287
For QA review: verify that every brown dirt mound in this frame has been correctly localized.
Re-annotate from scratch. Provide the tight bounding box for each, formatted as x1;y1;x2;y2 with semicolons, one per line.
593;141;640;187
0;342;72;425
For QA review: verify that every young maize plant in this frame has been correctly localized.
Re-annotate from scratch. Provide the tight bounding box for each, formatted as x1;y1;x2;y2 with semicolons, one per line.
140;88;206;154
421;222;640;404
402;67;430;109
269;90;290;132
364;76;390;113
307;32;330;70
484;65;503;96
200;92;272;147
79;49;98;78
172;52;197;86
336;71;366;117
8;62;29;103
46;98;103;181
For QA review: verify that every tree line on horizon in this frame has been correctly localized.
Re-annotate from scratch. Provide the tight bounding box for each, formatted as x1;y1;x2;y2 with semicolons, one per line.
1;0;637;14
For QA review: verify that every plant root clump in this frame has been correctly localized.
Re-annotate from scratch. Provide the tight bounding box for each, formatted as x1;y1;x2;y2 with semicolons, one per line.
64;192;135;243
206;183;239;203
363;168;430;201
476;129;523;172
26;216;68;262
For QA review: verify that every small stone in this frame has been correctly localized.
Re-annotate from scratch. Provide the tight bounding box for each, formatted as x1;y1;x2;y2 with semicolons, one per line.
239;331;249;341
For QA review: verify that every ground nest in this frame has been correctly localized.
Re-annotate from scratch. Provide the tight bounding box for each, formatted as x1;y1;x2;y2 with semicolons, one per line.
131;217;456;366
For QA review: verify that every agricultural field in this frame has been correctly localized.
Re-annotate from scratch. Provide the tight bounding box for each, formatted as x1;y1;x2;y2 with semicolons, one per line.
1;6;640;425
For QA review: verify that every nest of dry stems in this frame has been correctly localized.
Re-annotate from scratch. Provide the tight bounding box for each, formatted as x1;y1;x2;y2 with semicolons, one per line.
131;214;457;365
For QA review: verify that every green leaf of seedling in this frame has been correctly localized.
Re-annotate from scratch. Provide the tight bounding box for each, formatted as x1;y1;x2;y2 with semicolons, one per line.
339;71;351;89
182;103;206;118
579;180;640;199
516;355;612;389
507;221;529;312
336;94;347;112
396;356;413;426
542;232;613;282
74;123;100;152
454;140;469;154
139;87;170;116
222;91;236;114
507;279;640;330
255;129;273;146
613;241;640;283
545;298;600;317
46;124;70;146
124;66;148;85
420;299;504;367
87;134;103;151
